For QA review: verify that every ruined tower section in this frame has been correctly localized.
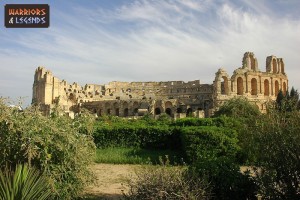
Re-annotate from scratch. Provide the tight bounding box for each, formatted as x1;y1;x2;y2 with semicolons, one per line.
32;66;75;116
242;52;258;71
213;52;288;112
32;67;53;105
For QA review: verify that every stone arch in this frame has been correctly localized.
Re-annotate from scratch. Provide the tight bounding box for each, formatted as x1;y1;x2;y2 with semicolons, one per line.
133;101;139;116
165;108;172;116
123;101;129;117
272;59;277;73
115;108;119;116
69;93;75;102
105;102;110;108
165;101;172;108
264;79;270;96
105;102;111;115
155;108;161;115
251;78;258;95
124;108;129;117
221;76;229;95
237;77;244;95
283;82;287;95
176;107;183;113
274;80;279;96
186;108;193;116
98;109;102;116
165;101;173;116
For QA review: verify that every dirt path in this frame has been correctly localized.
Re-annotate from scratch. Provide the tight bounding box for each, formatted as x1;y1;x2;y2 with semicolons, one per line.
84;164;140;199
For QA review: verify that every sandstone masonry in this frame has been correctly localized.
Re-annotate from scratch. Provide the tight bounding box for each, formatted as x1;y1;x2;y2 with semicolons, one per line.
32;52;288;118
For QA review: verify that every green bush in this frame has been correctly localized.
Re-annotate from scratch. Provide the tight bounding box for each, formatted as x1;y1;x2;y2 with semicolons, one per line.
0;99;96;199
180;126;257;199
180;126;239;163
213;97;260;119
0;164;51;200
93;123;179;150
248;109;300;199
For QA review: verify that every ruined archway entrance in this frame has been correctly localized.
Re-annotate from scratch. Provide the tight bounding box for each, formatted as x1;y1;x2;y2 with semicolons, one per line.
251;78;258;95
186;108;192;117
237;77;243;95
264;79;269;96
221;76;229;95
124;108;129;117
155;108;161;115
165;108;172;116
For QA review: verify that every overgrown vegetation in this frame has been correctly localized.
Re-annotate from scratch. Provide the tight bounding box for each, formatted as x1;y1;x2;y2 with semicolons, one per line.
124;161;211;200
95;147;183;164
0;99;96;199
1;89;299;199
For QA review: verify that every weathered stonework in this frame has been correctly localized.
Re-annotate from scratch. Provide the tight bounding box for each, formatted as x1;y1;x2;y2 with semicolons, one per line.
32;52;288;118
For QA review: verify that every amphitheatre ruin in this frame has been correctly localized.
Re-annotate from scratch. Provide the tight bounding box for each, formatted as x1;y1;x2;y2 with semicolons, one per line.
32;52;288;118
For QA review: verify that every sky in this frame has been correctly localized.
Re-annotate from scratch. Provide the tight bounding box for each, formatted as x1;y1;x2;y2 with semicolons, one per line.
0;0;299;106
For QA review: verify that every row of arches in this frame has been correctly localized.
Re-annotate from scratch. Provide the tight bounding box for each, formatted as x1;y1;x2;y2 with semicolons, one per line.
220;76;287;97
236;77;287;96
86;99;210;118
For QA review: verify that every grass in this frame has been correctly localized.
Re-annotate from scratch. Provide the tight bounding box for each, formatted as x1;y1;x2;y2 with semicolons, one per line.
94;147;185;165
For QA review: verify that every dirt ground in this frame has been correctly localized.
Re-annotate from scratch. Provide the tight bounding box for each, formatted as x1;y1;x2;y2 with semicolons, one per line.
83;164;140;200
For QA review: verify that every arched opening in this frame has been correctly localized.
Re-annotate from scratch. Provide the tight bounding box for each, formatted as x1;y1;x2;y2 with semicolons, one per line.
115;108;119;116
176;107;182;113
107;109;111;115
272;59;277;73
283;82;287;95
221;76;229;95
165;101;172;116
133;101;139;115
133;108;138;115
69;93;75;102
165;108;172;116
124;108;129;117
165;101;172;108
93;108;97;114
186;108;192;116
264;79;270;96
251;78;258;95
155;108;161;115
98;109;102;116
237;77;244;95
275;80;279;96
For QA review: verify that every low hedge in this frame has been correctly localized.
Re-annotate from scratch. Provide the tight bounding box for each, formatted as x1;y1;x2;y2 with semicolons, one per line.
93;123;180;149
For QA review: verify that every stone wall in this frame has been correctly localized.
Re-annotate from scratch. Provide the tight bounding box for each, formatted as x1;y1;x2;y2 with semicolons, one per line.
32;52;288;117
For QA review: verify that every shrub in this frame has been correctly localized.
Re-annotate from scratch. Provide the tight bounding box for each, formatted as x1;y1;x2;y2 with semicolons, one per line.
213;97;260;119
93;123;179;149
0;99;96;199
248;109;300;199
180;126;257;199
0;164;51;200
124;162;211;200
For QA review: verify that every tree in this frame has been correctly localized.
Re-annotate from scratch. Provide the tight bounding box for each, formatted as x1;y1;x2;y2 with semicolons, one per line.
248;109;300;199
0;99;96;199
276;87;300;112
213;97;260;119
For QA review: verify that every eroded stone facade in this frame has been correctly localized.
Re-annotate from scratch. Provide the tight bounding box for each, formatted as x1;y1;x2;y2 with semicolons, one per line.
32;52;288;118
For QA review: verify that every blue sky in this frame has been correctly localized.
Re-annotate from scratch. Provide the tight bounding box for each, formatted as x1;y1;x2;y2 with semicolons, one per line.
0;0;300;106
